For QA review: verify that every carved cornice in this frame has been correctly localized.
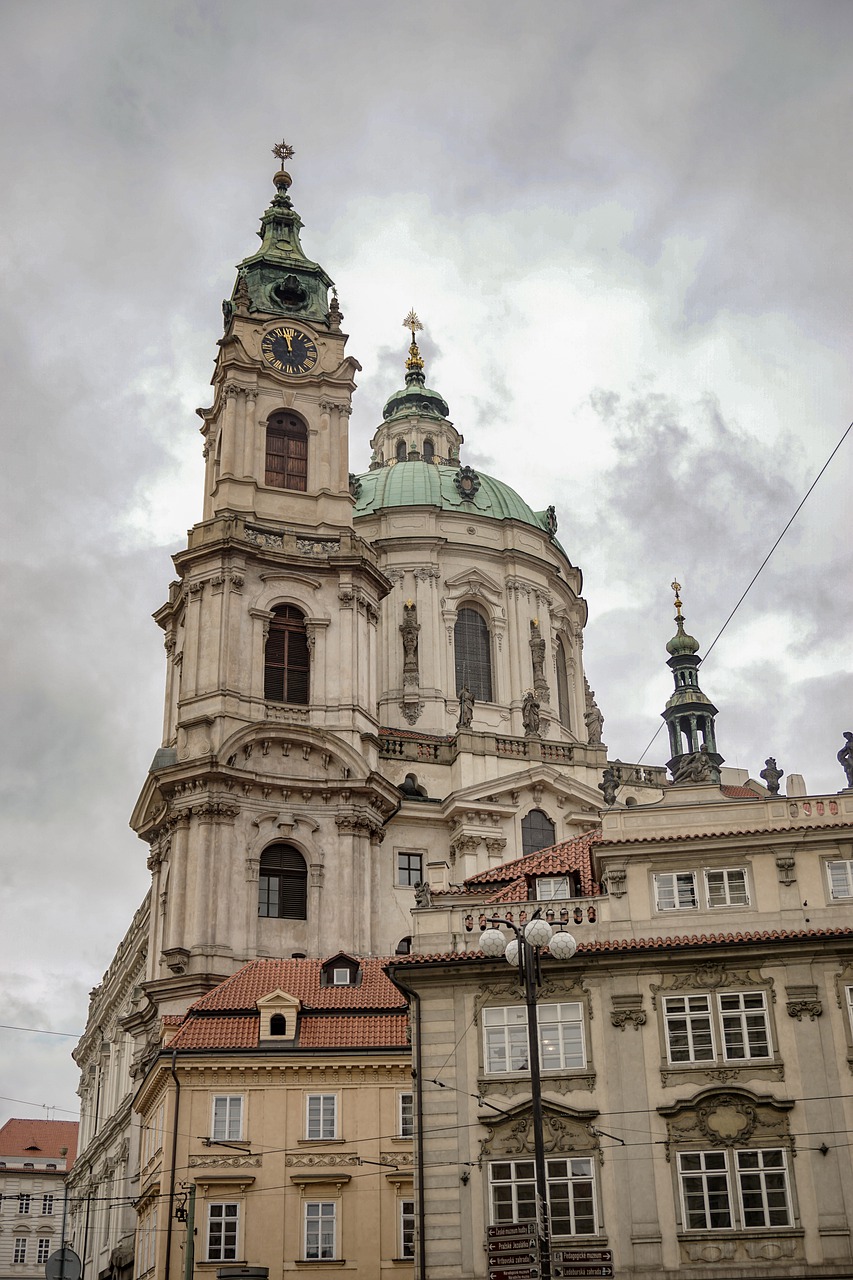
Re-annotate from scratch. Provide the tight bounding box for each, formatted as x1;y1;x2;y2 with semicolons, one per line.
285;1153;359;1168
650;965;774;1009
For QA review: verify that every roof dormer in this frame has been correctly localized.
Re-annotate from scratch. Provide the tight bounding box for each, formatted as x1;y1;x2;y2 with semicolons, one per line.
320;953;362;988
256;989;301;1044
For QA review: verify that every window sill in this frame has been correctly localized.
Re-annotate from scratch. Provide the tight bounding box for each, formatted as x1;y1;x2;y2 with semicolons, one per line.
661;1061;783;1087
296;1138;346;1146
293;1260;346;1267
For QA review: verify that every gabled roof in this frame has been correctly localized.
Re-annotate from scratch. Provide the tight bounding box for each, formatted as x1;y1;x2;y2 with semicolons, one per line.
165;958;408;1053
460;831;602;899
0;1119;78;1166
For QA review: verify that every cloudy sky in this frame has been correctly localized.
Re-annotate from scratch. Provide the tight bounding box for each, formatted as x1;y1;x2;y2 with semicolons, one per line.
1;0;851;1128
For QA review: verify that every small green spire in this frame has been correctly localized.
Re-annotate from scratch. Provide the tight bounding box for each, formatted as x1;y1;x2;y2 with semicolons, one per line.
381;313;450;422
227;142;336;326
660;580;724;784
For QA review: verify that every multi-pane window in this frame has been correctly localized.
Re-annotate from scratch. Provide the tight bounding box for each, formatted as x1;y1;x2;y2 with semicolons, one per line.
718;993;771;1060
37;1240;51;1265
137;1207;158;1274
454;607;493;702
663;992;771;1064
400;1199;416;1258
265;411;308;491
664;995;715;1062
678;1149;791;1230
705;868;749;907
13;1239;27;1264
399;1092;414;1138
537;875;576;901
206;1203;239;1261
489;1159;597;1236
18;1194;30;1214
264;605;310;704
306;1094;338;1140
483;1004;585;1074
42;1195;54;1216
304;1202;336;1260
655;872;698;910
827;859;853;899
521;809;556;858
212;1095;243;1141
397;852;423;887
258;844;308;919
846;986;853;1035
555;635;571;730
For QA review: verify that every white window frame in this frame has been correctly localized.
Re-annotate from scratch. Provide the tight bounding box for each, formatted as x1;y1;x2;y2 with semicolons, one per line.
654;871;698;911
400;1198;416;1259
827;859;853;899
212;1094;243;1142
483;1004;585;1074
332;968;352;986
678;1148;792;1230
398;1091;414;1138
13;1238;27;1264
489;1158;598;1236
18;1194;31;1215
42;1194;54;1216
704;867;749;907
846;985;853;1036
536;876;573;901
663;991;772;1065
306;1093;338;1140
663;995;716;1064
304;1201;337;1260
718;992;771;1060
37;1239;51;1265
206;1202;239;1262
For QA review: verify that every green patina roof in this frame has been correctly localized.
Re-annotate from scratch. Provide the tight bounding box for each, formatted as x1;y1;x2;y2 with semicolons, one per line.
352;461;553;535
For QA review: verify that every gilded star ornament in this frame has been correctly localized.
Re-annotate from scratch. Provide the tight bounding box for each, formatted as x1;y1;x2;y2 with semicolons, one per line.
272;140;296;164
671;578;684;619
403;309;423;334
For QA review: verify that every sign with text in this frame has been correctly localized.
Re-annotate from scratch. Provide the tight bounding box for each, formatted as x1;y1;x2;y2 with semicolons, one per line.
488;1238;540;1255
552;1267;614;1279
488;1269;541;1280
487;1223;538;1239
552;1250;612;1264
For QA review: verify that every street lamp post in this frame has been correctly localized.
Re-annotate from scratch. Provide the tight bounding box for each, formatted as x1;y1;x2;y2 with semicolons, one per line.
479;915;577;1280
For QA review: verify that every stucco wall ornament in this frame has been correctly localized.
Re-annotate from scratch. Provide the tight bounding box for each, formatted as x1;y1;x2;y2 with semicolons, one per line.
245;524;285;549
660;1089;794;1162
650;966;772;1009
610;995;646;1030
454;465;481;501
400;699;424;725
479;1102;599;1162
785;985;822;1020
190;1155;261;1169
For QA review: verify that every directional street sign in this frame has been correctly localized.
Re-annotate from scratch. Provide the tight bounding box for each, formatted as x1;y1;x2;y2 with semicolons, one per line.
552;1250;612;1264
552;1267;613;1279
488;1223;537;1239
488;1238;540;1256
488;1269;541;1280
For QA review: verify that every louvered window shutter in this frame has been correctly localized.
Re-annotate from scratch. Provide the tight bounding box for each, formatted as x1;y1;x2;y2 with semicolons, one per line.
265;414;308;491
265;607;310;704
258;845;308;919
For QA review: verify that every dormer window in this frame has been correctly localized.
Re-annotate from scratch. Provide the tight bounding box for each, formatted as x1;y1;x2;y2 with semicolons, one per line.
321;954;361;987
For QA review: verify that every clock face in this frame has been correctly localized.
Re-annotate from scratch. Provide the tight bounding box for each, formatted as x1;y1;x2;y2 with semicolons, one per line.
261;325;319;376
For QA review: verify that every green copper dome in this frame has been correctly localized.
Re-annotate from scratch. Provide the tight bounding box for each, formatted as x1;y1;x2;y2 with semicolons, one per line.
666;617;700;657
352;461;553;534
382;378;450;422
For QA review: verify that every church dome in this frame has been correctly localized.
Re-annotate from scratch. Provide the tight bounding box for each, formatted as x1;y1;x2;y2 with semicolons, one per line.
665;617;700;657
352;460;553;535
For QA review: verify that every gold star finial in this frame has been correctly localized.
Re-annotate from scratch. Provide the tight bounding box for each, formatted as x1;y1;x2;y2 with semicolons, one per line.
272;140;295;166
671;579;683;619
402;310;424;374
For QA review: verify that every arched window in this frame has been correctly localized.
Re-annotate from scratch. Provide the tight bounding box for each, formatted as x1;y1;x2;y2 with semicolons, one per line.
265;412;308;491
264;606;310;703
396;439;408;462
555;635;571;730
269;1013;288;1036
454;607;493;702
521;809;556;857
396;936;412;955
258;845;308;919
423;439;435;463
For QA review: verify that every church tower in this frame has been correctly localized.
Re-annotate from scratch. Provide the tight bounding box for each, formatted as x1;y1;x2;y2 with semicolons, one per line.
661;581;723;784
132;148;397;1012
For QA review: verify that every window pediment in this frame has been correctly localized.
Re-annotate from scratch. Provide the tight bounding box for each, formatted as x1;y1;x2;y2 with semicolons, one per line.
479;1100;599;1161
659;1088;794;1158
650;965;774;1009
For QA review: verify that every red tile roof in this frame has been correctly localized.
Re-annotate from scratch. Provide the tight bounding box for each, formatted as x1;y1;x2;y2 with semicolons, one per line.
391;924;853;966
299;1014;409;1048
164;959;409;1054
169;1016;258;1050
0;1120;78;1166
464;831;602;897
191;957;406;1012
720;784;761;799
